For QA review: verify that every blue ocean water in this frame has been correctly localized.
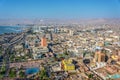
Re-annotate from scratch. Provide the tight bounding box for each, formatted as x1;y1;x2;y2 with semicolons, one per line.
0;26;22;34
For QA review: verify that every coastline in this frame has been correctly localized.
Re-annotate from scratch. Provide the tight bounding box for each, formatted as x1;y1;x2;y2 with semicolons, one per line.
0;26;23;35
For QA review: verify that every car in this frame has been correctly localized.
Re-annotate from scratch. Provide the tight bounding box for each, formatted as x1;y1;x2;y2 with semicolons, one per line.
83;59;90;64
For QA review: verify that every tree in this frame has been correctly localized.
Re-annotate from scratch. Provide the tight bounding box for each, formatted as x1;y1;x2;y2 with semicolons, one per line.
19;70;25;78
9;68;16;78
38;69;50;80
0;65;6;78
88;74;93;79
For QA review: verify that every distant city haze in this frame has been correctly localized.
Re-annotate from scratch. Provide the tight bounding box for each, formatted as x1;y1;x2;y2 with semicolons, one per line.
0;0;120;19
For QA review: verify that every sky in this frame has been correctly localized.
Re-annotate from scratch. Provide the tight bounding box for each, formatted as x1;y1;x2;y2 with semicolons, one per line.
0;0;120;19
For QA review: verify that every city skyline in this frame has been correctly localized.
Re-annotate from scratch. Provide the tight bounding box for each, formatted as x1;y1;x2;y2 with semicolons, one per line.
0;0;120;19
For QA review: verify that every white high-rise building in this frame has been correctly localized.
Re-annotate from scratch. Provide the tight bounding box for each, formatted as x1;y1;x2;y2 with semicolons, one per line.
69;30;74;36
32;26;41;33
32;26;47;33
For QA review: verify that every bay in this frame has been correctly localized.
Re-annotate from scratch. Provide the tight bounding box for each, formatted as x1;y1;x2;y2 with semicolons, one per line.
0;26;23;34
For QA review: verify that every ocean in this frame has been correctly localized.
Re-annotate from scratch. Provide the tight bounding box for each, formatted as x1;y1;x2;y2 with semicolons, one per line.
0;26;23;34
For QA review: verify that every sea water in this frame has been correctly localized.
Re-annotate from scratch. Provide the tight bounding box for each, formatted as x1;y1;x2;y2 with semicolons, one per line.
0;26;23;34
